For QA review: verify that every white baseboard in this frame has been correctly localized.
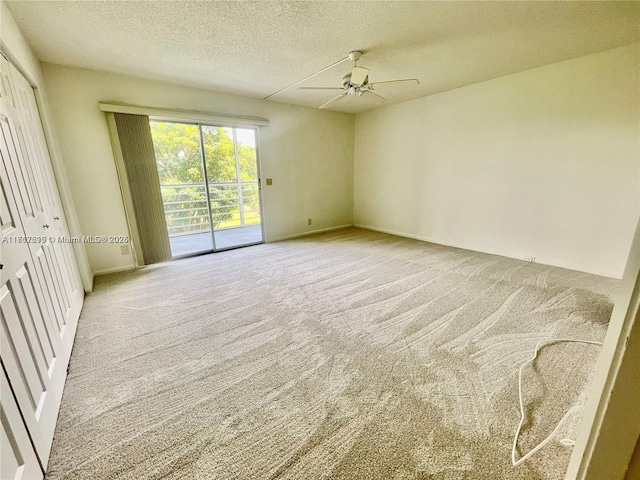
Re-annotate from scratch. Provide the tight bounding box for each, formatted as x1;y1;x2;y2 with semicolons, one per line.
268;224;353;243
92;264;136;277
354;224;621;279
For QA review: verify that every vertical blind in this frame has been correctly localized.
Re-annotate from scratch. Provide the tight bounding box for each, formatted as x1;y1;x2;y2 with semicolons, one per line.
113;113;172;265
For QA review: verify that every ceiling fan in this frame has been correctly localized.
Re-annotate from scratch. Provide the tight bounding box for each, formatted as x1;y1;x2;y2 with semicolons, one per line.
299;51;419;109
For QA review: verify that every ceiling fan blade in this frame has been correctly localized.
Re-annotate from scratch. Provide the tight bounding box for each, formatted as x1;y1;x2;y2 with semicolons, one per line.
264;54;350;100
363;90;387;103
299;87;346;91
319;92;349;109
351;66;369;86
367;79;420;87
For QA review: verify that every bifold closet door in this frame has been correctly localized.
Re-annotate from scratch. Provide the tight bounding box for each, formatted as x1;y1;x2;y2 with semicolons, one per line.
9;58;84;316
0;152;64;467
0;53;83;469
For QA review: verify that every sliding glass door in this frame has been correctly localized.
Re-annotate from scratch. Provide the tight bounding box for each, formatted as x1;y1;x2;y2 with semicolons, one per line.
202;126;262;250
150;121;213;257
150;121;263;258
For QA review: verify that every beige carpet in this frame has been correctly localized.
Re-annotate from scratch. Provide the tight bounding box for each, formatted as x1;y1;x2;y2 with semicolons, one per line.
46;228;618;480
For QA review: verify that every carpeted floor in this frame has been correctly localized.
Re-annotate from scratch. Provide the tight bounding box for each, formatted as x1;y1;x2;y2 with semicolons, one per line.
46;228;618;480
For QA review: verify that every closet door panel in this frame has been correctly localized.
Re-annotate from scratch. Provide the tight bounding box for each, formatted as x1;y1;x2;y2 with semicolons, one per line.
0;53;82;469
1;366;44;480
1;164;63;464
1;104;74;339
8;61;83;317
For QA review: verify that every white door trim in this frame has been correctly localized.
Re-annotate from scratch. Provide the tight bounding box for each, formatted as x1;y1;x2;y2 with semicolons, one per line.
566;217;640;479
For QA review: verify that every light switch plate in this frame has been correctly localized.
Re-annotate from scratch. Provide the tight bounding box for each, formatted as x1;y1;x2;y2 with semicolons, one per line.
266;178;273;186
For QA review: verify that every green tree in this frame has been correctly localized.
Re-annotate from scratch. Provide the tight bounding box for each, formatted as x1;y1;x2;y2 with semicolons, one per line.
151;122;202;184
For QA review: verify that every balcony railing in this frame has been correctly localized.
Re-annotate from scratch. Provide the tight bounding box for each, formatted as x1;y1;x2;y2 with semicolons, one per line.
160;182;260;237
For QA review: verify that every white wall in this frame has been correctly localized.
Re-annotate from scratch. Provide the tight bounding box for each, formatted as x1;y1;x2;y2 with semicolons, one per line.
354;43;640;278
41;64;354;275
0;2;92;290
1;1;40;84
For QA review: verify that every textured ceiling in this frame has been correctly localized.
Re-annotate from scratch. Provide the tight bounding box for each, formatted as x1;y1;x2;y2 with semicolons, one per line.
5;1;640;113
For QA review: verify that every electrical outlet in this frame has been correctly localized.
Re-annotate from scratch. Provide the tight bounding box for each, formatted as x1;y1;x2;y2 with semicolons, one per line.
308;218;312;225
121;245;130;255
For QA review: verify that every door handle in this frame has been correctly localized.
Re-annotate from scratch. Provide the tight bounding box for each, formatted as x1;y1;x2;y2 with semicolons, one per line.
43;224;50;228
54;216;60;220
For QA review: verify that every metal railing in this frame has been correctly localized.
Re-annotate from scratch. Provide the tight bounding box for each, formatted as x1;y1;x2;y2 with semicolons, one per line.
160;182;260;236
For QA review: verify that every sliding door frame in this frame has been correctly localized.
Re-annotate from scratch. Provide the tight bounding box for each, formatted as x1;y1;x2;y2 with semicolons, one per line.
207;123;265;253
106;108;266;262
196;122;218;252
149;118;265;257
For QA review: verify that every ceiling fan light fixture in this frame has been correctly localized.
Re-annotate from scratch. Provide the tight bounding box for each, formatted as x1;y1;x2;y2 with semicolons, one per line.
351;66;369;86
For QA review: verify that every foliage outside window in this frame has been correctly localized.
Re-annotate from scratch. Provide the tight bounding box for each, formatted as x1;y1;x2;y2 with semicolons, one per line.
150;121;260;236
